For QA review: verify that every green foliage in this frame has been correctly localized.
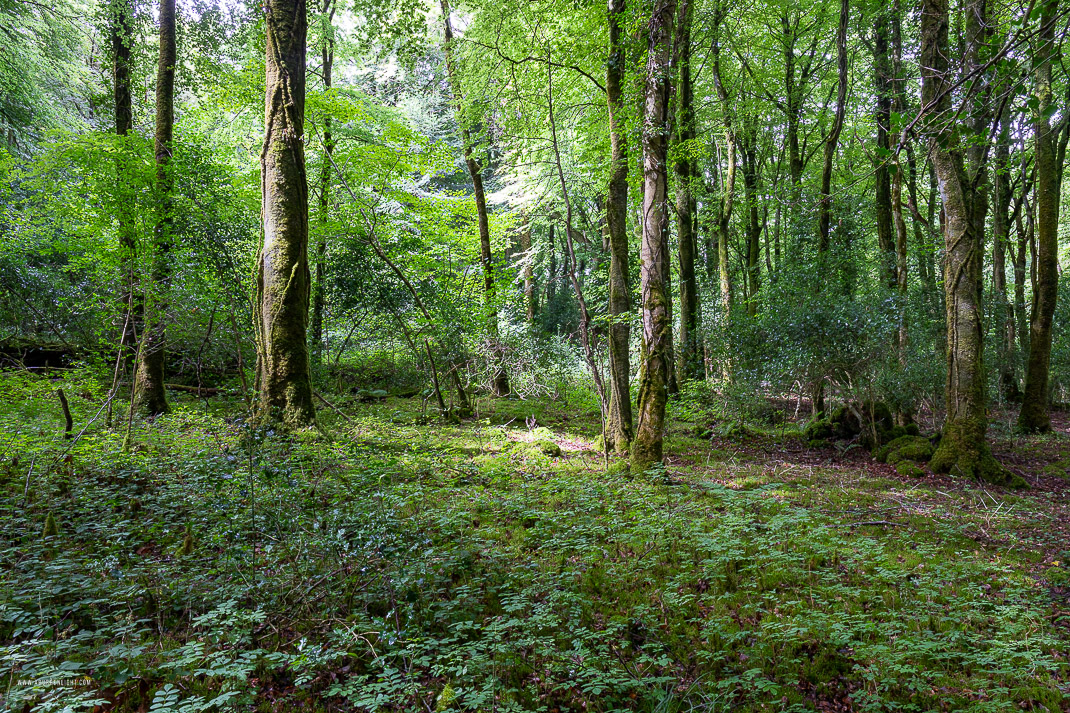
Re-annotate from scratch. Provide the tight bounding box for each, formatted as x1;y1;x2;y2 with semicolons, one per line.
2;371;1067;711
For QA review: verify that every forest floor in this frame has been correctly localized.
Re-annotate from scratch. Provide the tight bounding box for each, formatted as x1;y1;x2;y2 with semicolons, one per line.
1;370;1069;712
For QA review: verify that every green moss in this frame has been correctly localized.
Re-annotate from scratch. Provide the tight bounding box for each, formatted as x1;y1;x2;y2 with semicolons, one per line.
929;418;1026;488
877;435;934;464
42;511;58;538
895;460;925;478
804;418;834;441
177;524;194;556
533;440;561;457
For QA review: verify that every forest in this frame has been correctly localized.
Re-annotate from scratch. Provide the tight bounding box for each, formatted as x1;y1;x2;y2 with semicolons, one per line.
2;0;1070;709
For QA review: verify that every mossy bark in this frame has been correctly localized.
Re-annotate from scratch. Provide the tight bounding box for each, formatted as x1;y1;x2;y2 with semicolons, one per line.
310;0;334;366
817;0;848;257
921;0;1012;487
133;0;176;417
1018;0;1059;433
673;0;700;383
111;0;138;354
255;0;316;429
632;0;676;474
710;7;735;370
603;0;632;455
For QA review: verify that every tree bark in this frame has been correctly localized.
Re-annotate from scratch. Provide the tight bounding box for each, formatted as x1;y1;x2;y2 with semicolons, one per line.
441;0;509;397
711;3;736;331
817;0;848;256
632;0;676;473
255;0;316;428
921;0;1020;486
604;0;633;454
520;215;536;322
992;105;1020;401
310;0;334;365
1019;0;1060;432
133;0;175;417
673;0;700;382
111;0;137;355
739;122;761;316
872;3;896;283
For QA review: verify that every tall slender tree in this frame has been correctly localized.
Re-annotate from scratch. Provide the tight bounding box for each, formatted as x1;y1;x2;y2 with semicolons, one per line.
440;0;509;397
603;0;633;454
111;0;136;351
256;0;316;427
673;0;700;382
817;0;848;256
310;0;335;364
133;0;176;416
632;0;677;473
921;0;1020;486
1018;0;1060;432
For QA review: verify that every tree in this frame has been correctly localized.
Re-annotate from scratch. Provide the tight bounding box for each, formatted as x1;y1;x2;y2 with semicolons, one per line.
133;0;176;416
673;0;700;381
440;0;509;397
256;0;316;428
920;0;1019;486
310;0;335;364
603;0;632;454
816;0;847;256
1018;0;1060;433
632;0;676;473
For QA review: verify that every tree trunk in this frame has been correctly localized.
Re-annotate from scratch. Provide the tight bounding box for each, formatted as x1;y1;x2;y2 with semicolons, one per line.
111;0;137;355
604;0;632;454
818;0;848;256
632;0;676;473
673;0;700;382
711;3;736;333
520;216;536;322
1019;0;1060;432
872;3;896;284
992;106;1020;401
920;0;1019;487
310;0;334;365
133;0;176;417
740;124;761;317
255;0;316;428
441;0;509;397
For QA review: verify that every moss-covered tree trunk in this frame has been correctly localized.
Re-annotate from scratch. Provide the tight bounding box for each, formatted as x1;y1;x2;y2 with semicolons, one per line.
310;0;334;365
920;0;1020;487
520;215;536;322
255;0;316;428
1018;0;1060;433
133;0;176;417
441;0;509;397
737;120;762;318
603;0;633;455
632;0;676;473
711;3;736;337
992;107;1021;402
673;0;700;383
872;4;896;285
111;0;137;354
817;0;848;257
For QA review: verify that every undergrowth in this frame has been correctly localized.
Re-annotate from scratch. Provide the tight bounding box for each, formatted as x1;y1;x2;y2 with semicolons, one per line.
1;370;1067;712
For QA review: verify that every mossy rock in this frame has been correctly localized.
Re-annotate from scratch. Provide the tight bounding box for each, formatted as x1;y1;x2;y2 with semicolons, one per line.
895;460;925;478
808;438;830;449
830;401;894;445
533;439;561;457
804;418;834;441
876;435;933;464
